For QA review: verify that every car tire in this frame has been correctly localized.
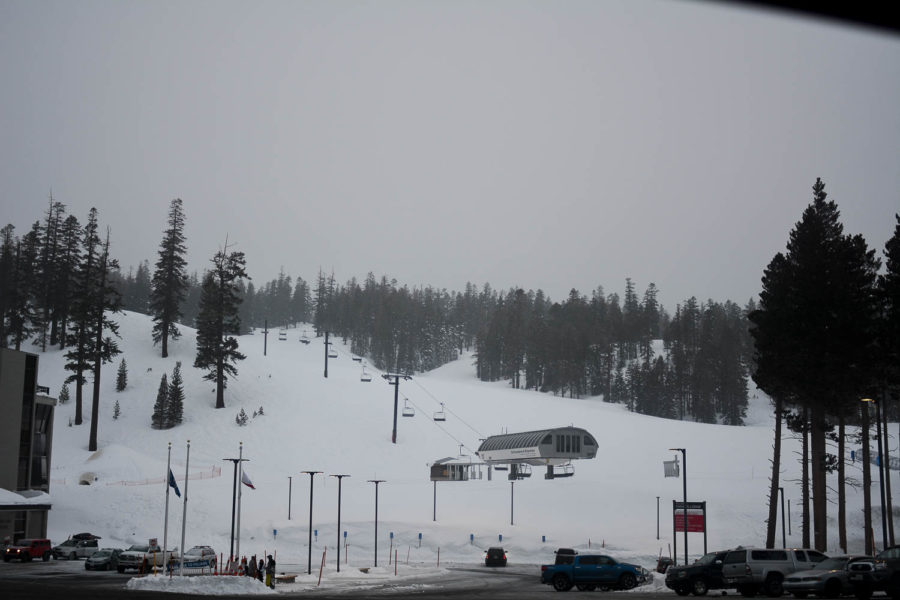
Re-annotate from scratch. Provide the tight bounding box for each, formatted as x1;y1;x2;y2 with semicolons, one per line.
692;578;709;596
618;572;637;590
764;575;784;598
823;579;841;599
553;574;573;592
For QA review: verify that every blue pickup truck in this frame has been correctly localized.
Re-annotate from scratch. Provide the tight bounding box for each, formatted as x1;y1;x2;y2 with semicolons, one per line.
541;553;649;592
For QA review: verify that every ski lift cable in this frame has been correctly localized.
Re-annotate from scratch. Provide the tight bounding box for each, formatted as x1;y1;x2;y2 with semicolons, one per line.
401;394;478;455
410;378;483;439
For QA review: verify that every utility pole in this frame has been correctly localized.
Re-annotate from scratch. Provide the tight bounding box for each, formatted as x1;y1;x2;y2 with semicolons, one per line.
779;487;786;548
324;331;330;378
381;373;411;444
302;471;322;574
670;447;687;565
263;319;268;356
288;476;292;520
368;480;385;566
330;474;349;572
223;446;249;561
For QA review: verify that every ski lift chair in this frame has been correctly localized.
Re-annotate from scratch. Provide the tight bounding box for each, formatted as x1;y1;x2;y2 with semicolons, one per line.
300;330;310;344
360;366;372;382
327;343;338;359
278;331;287;341
433;402;446;422
351;354;362;362
402;399;415;417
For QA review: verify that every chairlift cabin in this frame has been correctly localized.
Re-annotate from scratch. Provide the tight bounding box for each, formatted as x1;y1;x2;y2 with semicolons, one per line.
300;330;310;344
351;354;362;362
476;427;598;480
433;402;446;422
402;399;415;417
278;330;287;341
327;344;338;359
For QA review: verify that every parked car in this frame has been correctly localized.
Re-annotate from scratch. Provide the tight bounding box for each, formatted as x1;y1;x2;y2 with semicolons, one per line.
541;553;649;592
722;548;829;597
484;547;507;567
848;546;900;600
84;548;123;571
783;555;872;599
3;539;52;562
665;550;731;596
117;543;175;573
178;545;217;569
53;535;100;559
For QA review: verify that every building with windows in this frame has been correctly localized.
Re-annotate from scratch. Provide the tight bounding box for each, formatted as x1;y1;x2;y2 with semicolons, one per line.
0;348;55;542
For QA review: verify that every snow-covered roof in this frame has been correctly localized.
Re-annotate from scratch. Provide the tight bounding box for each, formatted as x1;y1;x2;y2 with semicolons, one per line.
0;488;52;506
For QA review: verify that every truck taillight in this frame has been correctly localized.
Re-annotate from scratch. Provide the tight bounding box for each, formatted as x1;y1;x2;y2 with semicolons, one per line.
541;565;547;571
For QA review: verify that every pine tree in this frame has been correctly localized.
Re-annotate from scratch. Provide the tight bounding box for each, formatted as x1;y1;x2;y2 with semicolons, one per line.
0;224;16;346
116;358;128;392
194;245;248;409
152;373;168;429
59;382;70;404
88;228;122;451
166;361;185;426
150;199;189;358
257;405;264;416
112;400;121;420
235;408;248;426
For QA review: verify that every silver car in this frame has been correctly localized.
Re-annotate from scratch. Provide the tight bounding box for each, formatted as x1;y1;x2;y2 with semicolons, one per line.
784;555;872;599
52;537;99;560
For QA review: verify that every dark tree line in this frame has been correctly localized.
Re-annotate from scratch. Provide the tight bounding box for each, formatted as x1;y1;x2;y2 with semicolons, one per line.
751;178;900;553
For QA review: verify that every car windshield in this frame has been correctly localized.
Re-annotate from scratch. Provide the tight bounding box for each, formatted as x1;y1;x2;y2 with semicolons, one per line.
815;558;849;570
695;553;719;565
92;550;111;557
127;545;149;552
58;540;76;547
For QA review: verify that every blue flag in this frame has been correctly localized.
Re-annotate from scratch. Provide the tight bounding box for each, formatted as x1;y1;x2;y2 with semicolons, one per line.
168;469;181;498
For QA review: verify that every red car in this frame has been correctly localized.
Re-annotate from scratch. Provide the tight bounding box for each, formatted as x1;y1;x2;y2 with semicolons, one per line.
4;538;52;562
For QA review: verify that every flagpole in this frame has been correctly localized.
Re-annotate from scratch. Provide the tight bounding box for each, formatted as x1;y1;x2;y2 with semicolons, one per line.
163;442;171;571
180;440;190;576
236;442;243;561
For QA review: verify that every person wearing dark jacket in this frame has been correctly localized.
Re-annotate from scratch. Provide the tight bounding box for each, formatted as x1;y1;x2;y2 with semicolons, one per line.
265;555;275;588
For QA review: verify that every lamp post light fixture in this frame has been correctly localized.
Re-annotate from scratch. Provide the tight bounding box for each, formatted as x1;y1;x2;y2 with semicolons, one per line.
862;397;888;550
669;447;687;565
330;474;350;573
368;479;385;566
302;471;322;574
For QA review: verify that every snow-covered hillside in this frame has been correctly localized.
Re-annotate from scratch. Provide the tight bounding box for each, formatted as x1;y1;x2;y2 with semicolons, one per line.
37;311;886;569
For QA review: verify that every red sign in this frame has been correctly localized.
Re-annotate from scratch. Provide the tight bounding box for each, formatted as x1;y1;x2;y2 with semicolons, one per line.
674;513;705;533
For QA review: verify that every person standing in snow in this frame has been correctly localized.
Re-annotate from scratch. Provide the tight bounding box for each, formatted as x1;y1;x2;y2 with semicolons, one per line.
247;554;256;578
258;558;264;582
265;554;275;588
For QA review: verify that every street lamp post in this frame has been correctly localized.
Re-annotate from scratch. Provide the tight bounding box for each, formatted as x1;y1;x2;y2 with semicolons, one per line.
863;397;888;550
223;445;249;561
330;474;349;572
302;471;322;574
670;447;687;565
288;476;292;520
368;480;385;566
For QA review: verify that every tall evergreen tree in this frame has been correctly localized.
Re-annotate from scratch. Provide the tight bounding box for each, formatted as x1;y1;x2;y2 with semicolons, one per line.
88;228;122;451
150;199;188;358
166;361;185;426
0;224;16;346
194;245;248;409
55;214;82;349
151;373;168;429
64;209;102;425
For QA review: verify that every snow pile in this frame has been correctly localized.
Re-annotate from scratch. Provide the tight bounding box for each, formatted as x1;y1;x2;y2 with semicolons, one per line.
36;311;887;575
126;574;275;595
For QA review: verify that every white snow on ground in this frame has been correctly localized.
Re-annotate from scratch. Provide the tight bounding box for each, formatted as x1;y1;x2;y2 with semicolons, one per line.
127;573;275;594
32;311;894;594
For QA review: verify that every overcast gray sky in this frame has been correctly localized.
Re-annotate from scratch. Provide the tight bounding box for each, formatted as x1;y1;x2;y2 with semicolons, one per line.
2;0;898;309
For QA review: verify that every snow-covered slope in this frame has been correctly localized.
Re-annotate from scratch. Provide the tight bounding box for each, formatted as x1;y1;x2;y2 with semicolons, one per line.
37;311;884;568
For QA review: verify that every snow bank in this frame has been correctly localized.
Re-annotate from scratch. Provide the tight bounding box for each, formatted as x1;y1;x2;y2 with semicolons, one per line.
126;574;276;595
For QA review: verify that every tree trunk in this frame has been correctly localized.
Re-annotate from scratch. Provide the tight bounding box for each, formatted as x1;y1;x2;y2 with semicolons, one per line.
765;397;783;548
802;408;811;549
161;316;169;358
882;391;894;545
862;403;873;554
89;249;109;453
838;416;847;553
811;402;828;551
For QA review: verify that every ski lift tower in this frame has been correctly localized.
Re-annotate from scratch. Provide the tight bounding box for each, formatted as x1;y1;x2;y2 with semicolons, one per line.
382;373;411;444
